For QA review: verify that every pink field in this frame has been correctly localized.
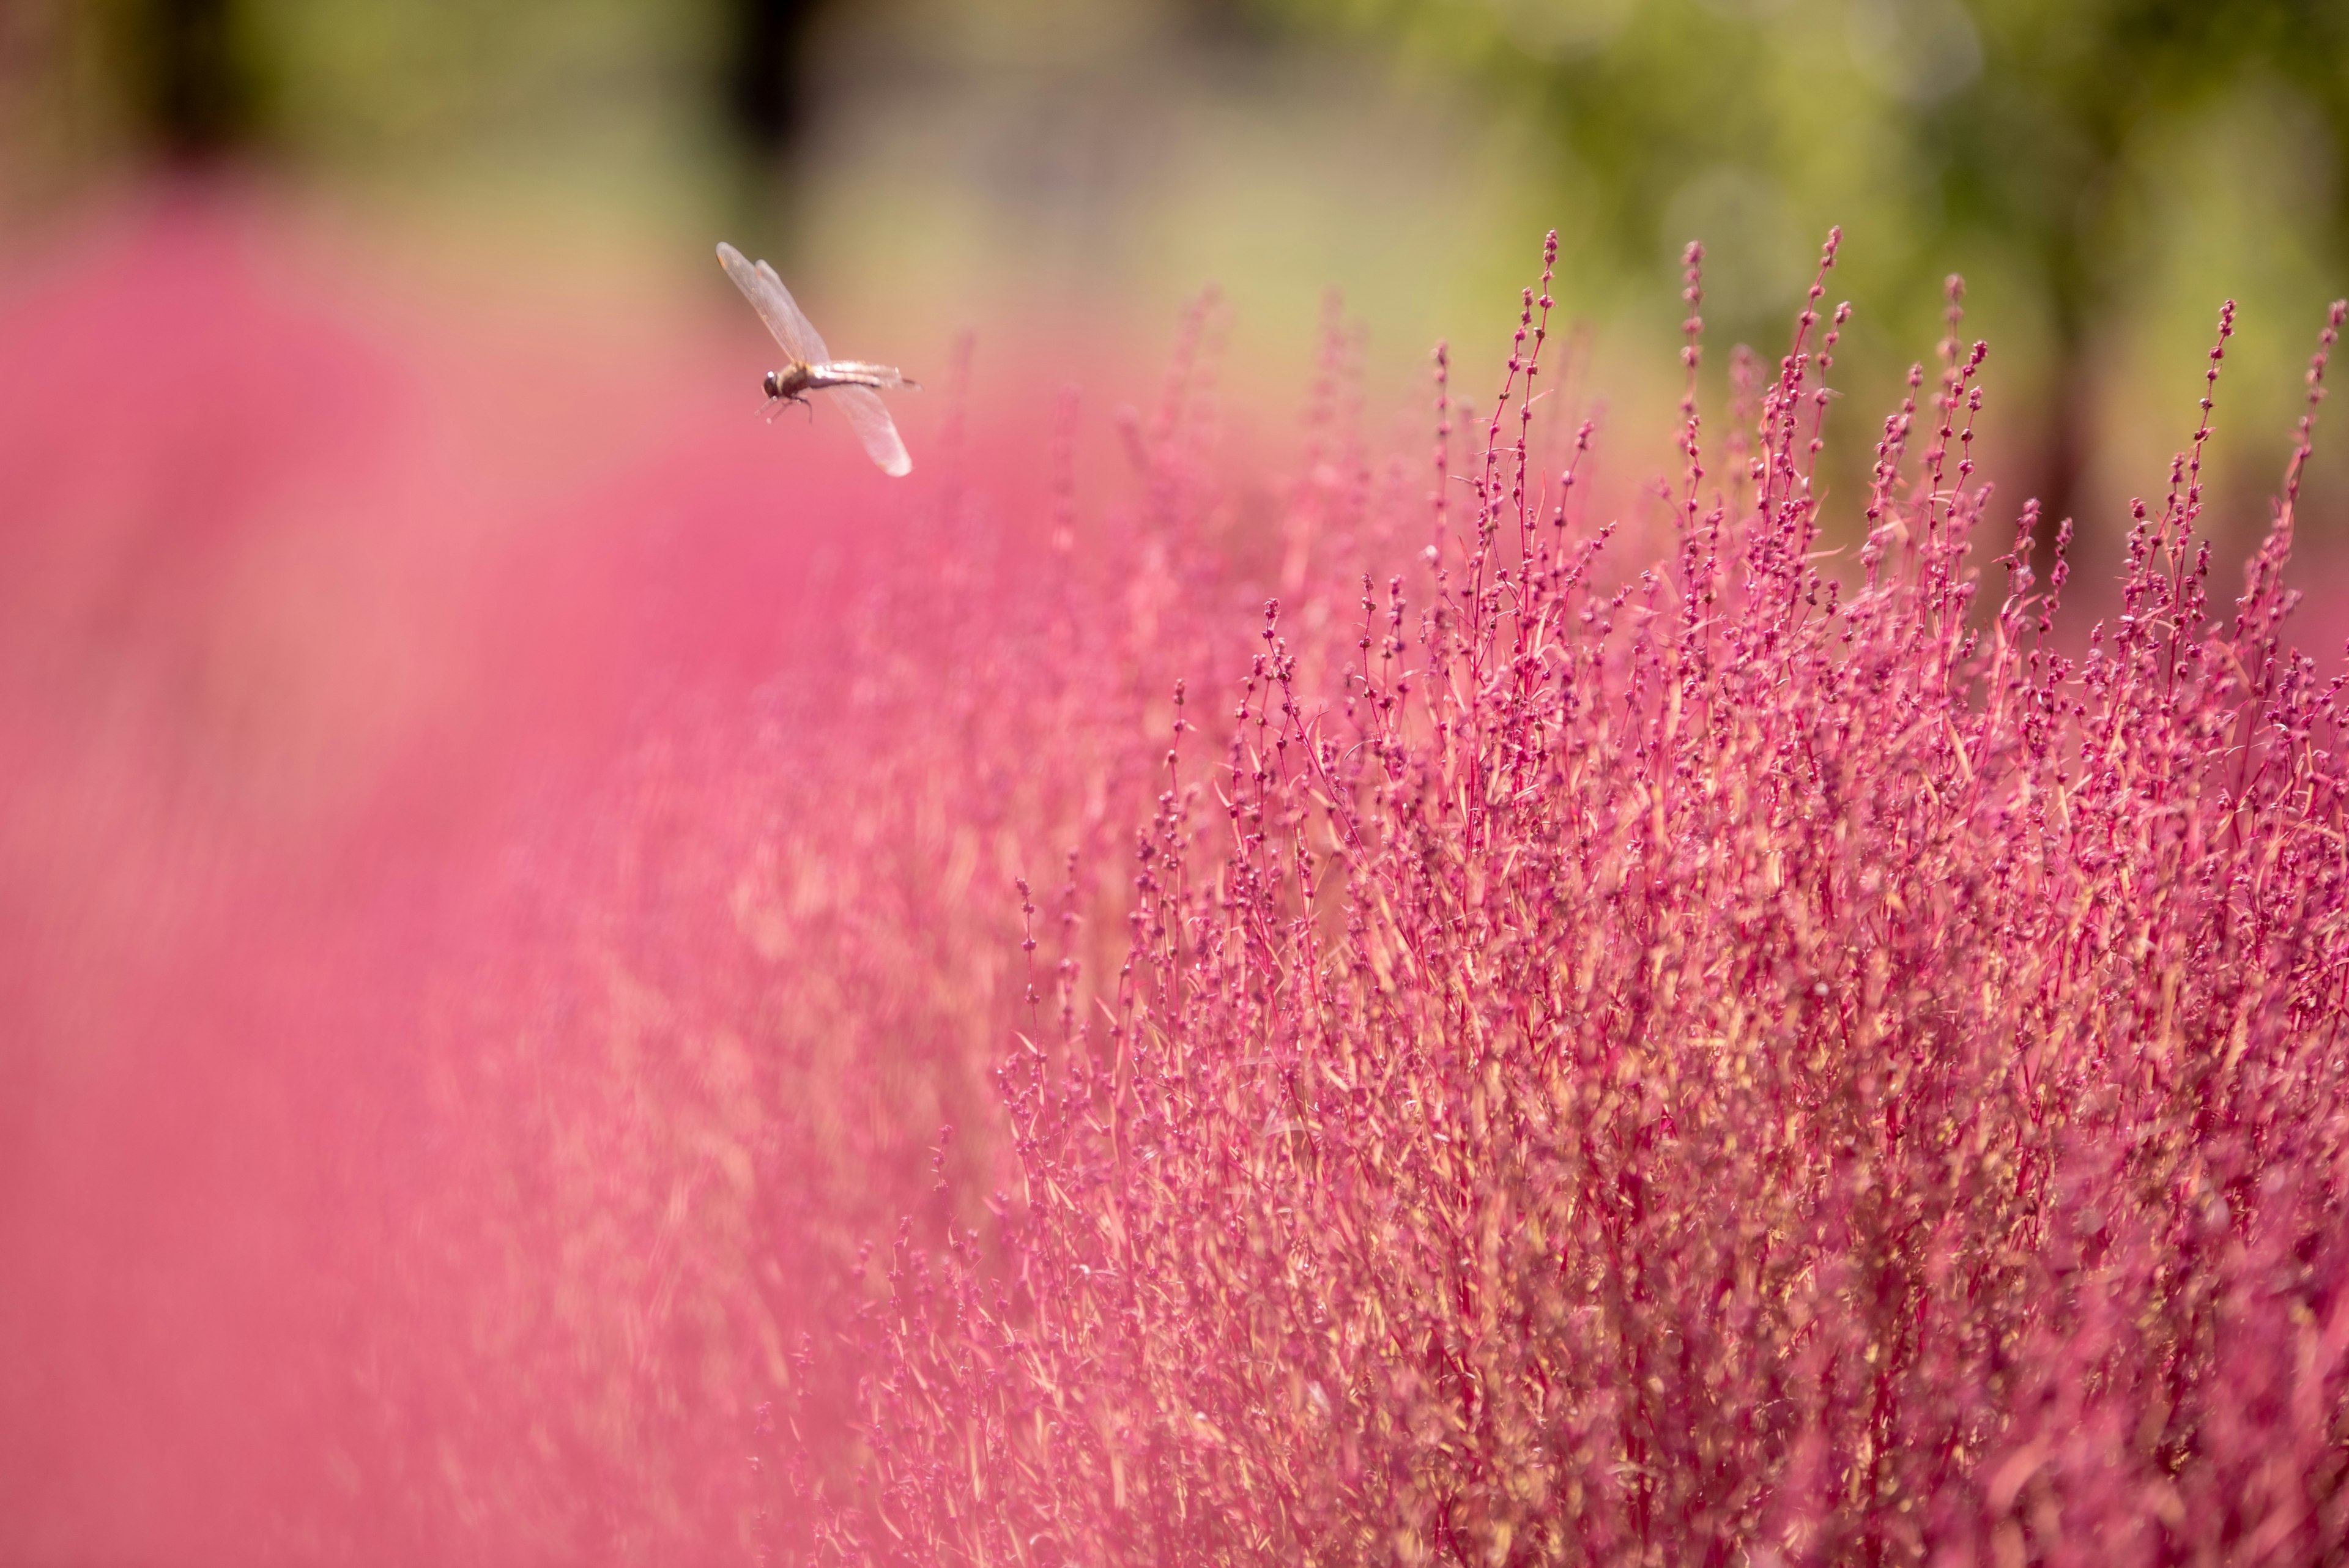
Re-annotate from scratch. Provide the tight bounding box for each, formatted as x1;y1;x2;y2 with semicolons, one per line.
3;205;2347;1565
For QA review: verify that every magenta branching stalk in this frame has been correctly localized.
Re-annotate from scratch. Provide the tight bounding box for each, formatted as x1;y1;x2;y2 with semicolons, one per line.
769;242;2349;1568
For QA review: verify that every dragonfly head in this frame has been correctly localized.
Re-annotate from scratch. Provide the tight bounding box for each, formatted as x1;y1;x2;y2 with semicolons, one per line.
762;370;785;401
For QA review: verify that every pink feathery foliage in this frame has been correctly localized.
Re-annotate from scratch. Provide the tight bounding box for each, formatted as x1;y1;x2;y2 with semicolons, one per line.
9;197;2349;1565
245;296;1272;1561
787;234;2349;1564
0;195;1205;1563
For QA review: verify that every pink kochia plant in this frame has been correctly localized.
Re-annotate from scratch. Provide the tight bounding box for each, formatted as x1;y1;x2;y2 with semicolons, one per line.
780;232;2349;1564
775;236;2349;1568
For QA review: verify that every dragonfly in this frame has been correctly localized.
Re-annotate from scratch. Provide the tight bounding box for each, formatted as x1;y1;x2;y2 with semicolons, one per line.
717;241;916;477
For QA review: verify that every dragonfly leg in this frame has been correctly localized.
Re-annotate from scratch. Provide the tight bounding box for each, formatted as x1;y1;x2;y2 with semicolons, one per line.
760;392;814;425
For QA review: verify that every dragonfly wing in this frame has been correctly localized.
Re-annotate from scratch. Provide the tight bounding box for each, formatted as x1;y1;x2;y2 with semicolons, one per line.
829;385;911;477
755;260;832;365
716;242;813;362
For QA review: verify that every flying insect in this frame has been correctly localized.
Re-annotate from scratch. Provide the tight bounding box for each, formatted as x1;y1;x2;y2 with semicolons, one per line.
717;240;915;477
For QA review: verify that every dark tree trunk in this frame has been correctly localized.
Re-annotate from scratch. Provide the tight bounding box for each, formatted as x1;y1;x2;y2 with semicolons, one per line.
2025;225;2098;569
2034;336;2095;546
121;0;259;158
725;0;828;157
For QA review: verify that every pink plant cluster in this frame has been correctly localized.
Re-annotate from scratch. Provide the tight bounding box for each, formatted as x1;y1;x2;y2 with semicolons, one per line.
7;204;2349;1566
782;236;2349;1564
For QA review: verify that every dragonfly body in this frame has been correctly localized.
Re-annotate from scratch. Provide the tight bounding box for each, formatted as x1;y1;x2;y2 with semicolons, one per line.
762;360;913;404
718;241;916;477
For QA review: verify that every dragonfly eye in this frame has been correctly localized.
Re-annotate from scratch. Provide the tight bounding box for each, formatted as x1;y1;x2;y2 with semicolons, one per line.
762;371;783;400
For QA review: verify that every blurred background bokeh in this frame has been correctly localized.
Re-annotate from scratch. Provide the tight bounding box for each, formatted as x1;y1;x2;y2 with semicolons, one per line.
4;2;2349;1562
7;0;2348;541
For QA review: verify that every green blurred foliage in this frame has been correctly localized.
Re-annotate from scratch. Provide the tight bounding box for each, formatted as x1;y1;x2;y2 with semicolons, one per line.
9;0;738;199
1252;0;2349;537
258;0;706;158
8;0;2347;554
